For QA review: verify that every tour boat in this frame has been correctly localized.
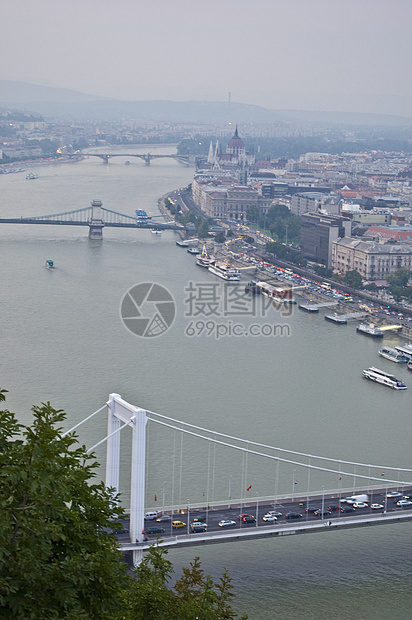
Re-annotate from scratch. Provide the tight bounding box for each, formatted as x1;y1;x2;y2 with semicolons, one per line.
208;261;240;281
362;366;407;390
378;346;408;364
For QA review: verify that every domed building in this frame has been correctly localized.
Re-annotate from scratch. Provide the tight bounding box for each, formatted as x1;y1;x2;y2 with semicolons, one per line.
206;126;255;169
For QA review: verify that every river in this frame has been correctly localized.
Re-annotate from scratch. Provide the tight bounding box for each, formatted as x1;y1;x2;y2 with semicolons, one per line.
1;145;411;619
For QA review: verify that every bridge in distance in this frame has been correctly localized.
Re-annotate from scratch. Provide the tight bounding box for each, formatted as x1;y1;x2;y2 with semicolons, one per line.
74;152;191;166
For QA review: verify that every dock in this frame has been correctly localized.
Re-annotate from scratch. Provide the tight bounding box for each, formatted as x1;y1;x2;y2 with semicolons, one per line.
299;302;338;312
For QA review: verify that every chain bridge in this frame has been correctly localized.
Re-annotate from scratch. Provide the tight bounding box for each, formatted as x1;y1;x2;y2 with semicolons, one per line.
0;199;187;239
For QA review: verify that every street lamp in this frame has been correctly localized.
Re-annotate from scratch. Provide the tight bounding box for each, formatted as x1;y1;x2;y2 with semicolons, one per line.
321;485;325;520
292;469;296;502
187;500;190;535
256;492;259;527
228;475;232;509
162;481;165;510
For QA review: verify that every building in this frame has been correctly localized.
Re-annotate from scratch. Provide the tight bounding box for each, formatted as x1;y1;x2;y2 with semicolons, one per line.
332;237;412;280
300;213;351;268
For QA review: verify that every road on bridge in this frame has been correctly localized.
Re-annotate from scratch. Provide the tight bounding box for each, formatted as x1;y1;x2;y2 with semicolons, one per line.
114;488;412;543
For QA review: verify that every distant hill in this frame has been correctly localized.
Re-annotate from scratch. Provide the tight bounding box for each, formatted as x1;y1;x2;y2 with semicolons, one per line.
1;80;412;127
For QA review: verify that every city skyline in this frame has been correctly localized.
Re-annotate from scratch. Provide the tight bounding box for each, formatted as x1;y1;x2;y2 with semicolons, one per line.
1;0;412;118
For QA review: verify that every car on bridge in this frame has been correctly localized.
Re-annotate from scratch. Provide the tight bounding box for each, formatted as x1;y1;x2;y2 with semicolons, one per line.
352;502;369;509
314;509;331;517
218;519;236;528
146;527;165;535
305;506;320;514
172;520;186;528
285;512;302;520
340;506;355;513
371;503;384;510
156;515;171;522
191;522;207;532
396;499;412;507
386;491;403;498
262;514;278;522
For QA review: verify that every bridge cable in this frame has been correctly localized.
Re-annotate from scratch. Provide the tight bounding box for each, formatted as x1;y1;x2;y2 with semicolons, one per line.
62;404;106;437
146;410;412;474
147;417;411;486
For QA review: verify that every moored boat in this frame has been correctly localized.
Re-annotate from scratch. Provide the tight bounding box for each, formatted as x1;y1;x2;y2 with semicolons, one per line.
394;343;412;361
187;247;201;255
151;229;162;235
362;366;407;390
357;323;383;338
378;346;408;363
196;245;215;267
26;172;38;180
208;261;240;281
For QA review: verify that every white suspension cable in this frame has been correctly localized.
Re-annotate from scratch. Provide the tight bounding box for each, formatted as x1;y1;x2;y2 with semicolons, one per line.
148;416;411;486
62;404;106;437
86;419;131;454
146;410;412;474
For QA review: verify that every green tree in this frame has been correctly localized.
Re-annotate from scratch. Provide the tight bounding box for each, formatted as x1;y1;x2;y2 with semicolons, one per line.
125;546;247;620
197;218;210;239
343;269;363;288
386;268;411;289
0;392;130;619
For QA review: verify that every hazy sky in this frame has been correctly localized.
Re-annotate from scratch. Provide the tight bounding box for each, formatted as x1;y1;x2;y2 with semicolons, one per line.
2;0;412;117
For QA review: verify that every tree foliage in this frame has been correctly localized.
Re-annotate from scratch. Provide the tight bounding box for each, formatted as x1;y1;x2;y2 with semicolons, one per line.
343;269;363;288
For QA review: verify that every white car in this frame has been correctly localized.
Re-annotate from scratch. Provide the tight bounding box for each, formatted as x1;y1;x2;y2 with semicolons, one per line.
370;503;384;510
218;519;236;528
396;500;412;507
352;502;369;509
386;491;402;498
262;514;277;522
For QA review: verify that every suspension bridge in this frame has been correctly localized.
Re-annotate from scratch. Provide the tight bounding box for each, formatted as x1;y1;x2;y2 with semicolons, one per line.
0;199;187;239
65;394;412;566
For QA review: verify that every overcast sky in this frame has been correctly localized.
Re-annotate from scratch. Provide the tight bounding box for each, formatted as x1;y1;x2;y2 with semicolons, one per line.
2;0;412;117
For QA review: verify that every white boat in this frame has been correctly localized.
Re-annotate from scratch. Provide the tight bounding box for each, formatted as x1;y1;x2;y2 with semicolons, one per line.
356;323;383;338
196;245;215;268
394;343;412;361
362;366;407;390
208;261;240;281
26;172;38;180
187;247;201;255
151;229;162;235
45;259;54;269
379;346;408;363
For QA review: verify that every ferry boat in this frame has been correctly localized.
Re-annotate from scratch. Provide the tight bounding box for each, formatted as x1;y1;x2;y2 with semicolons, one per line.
356;323;383;338
362;366;407;390
378;346;408;363
245;280;261;295
394;343;412;361
255;281;295;304
208;261;240;281
196;245;215;267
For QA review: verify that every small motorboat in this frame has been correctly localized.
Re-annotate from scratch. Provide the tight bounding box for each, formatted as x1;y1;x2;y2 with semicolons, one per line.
46;260;54;269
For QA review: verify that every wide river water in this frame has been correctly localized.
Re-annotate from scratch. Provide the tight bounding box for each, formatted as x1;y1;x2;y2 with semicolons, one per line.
1;146;411;619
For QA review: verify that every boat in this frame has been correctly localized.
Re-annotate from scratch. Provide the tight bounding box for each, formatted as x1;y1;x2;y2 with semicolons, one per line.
136;209;151;220
362;367;407;390
26;172;38;180
394;343;412;361
196;245;215;267
187;247;201;255
378;346;408;363
208;261;241;281
151;229;162;235
356;323;384;338
245;280;261;295
325;313;347;324
45;259;54;269
407;361;412;372
255;281;295;304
